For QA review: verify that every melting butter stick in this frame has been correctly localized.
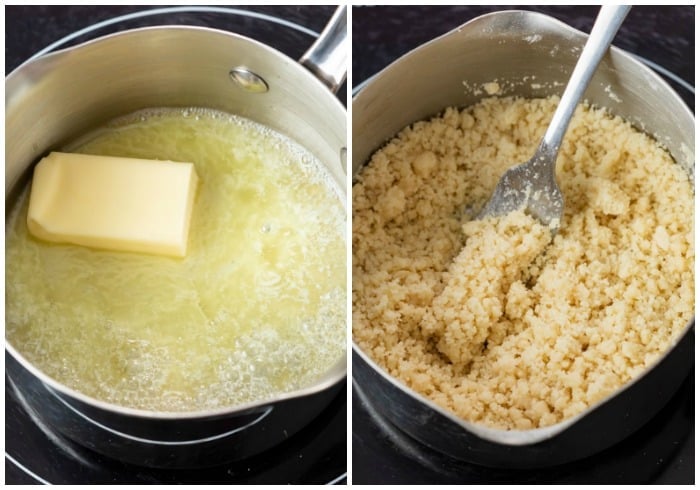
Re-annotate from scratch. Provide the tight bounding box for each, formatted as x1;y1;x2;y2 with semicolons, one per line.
27;152;199;257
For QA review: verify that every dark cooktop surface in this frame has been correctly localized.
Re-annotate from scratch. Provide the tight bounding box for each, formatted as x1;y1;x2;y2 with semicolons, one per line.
5;5;347;484
351;5;694;485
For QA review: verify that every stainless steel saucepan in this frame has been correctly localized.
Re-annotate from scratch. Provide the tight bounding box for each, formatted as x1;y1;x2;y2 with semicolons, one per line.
352;9;693;469
6;6;347;469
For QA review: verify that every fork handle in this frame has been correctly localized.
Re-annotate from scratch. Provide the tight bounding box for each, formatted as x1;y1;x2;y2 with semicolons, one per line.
541;5;631;153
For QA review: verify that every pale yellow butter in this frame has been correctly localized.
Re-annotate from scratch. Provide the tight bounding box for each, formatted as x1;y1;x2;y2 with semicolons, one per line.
27;152;198;257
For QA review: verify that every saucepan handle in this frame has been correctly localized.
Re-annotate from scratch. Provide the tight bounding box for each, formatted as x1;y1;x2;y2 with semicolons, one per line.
299;5;347;93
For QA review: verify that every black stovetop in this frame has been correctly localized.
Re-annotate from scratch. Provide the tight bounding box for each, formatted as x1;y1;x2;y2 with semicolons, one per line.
351;5;694;485
5;5;347;485
6;375;347;485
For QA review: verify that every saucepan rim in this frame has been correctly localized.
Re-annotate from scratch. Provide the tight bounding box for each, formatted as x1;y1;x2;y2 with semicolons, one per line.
6;23;347;421
351;8;694;446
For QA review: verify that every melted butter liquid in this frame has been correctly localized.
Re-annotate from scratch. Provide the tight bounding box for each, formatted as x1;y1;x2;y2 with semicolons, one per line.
6;108;346;412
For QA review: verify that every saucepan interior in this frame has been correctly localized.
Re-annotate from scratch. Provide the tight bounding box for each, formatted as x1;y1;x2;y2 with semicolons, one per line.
6;25;346;467
352;10;693;467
